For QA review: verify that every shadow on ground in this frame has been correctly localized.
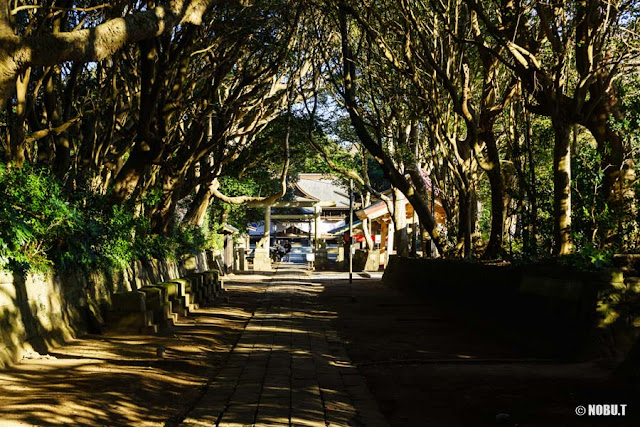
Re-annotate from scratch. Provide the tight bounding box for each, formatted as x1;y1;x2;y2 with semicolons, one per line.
3;267;638;426
0;282;264;426
180;267;387;426
317;275;640;427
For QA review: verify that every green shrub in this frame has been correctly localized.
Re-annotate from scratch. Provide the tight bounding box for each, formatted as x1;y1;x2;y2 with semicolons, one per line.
0;163;211;273
0;164;77;271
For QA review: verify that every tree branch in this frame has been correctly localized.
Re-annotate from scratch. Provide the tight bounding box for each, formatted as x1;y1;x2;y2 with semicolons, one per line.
210;112;291;205
0;0;237;103
25;115;81;143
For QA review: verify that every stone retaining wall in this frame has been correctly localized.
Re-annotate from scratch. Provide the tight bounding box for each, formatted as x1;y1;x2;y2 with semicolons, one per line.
382;256;639;361
0;252;213;368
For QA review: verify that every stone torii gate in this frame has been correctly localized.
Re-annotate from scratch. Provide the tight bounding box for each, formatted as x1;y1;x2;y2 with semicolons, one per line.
249;200;336;271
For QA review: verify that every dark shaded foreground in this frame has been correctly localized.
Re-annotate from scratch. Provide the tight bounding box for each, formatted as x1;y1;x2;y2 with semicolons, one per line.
317;273;640;427
1;266;638;426
0;266;387;426
0;279;264;426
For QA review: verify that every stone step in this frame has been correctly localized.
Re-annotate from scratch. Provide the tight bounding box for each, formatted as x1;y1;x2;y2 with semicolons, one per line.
172;277;206;307
203;270;218;284
152;282;188;318
158;303;178;326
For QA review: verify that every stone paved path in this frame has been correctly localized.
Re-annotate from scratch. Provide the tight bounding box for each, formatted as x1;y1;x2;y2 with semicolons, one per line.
181;265;388;426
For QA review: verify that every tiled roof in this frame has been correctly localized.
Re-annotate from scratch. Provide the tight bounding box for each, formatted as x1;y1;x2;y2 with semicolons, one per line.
295;176;350;207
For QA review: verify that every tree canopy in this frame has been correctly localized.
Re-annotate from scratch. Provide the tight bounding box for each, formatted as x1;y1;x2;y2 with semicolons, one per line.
1;0;640;270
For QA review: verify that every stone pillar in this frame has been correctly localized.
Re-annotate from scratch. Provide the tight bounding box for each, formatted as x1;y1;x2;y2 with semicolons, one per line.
315;239;329;270
264;205;271;247
234;247;246;272
224;234;233;273
253;205;272;271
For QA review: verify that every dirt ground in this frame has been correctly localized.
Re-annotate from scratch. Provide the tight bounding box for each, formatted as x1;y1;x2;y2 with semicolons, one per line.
0;276;269;426
317;273;640;427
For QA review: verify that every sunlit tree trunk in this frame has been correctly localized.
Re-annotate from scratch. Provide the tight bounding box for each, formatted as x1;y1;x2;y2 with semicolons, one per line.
525;111;539;254
552;115;573;255
457;189;473;258
7;68;30;167
421;225;432;258
184;183;215;227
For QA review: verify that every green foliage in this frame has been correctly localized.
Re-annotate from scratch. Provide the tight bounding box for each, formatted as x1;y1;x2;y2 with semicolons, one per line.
571;140;611;252
55;205;212;272
102;206;142;267
530;119;555;254
209;176;265;233
171;223;208;256
613;75;640;149
53;201;153;270
0;164;76;271
0;163;210;273
143;188;164;207
558;244;614;270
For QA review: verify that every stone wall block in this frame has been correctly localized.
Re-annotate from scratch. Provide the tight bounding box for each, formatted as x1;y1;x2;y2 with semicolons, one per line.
1;252;212;367
111;291;147;312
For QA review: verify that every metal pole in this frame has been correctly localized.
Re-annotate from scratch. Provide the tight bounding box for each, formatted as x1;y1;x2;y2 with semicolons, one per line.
349;179;353;284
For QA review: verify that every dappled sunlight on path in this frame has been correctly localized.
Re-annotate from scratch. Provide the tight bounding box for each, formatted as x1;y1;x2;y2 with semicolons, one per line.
182;265;387;426
0;282;263;426
0;266;387;426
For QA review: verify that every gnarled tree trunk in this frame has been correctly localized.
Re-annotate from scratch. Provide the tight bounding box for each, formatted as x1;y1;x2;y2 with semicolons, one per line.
480;129;504;259
184;183;215;227
552;114;573;255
